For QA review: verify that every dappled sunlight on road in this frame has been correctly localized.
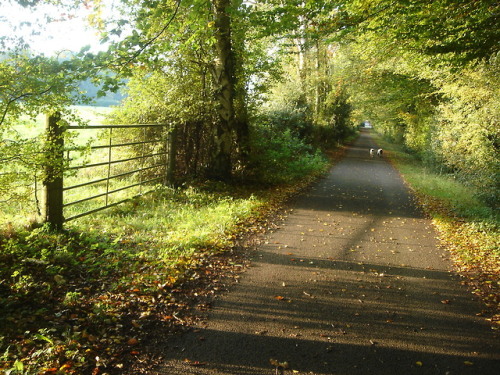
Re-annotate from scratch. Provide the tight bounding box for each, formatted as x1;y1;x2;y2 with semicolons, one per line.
157;131;500;375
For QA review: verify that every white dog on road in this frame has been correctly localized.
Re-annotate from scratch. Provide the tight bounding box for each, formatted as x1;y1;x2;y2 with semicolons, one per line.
377;149;383;157
370;148;375;158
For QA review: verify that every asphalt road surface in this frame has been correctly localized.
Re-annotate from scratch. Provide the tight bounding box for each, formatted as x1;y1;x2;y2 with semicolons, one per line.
156;130;500;375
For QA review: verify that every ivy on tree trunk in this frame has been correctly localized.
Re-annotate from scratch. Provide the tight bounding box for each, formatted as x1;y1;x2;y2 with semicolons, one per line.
209;0;236;180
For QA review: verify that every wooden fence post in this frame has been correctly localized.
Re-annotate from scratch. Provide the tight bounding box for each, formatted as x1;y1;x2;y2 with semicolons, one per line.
43;112;64;230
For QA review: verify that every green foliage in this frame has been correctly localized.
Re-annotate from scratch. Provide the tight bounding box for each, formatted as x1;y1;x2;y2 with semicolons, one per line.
344;0;499;63
88;0;357;182
249;116;329;185
77;79;126;107
0;128;44;219
263;40;355;149
108;64;215;125
259;107;312;140
317;84;354;145
0;40;107;222
433;57;500;205
0;49;92;127
350;52;499;205
107;63;217;180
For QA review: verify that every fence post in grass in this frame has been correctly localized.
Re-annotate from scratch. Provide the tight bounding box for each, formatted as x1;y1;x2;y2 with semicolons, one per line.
165;124;177;187
43;112;64;230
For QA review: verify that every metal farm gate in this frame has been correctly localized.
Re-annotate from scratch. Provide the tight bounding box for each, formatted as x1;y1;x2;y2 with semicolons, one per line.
44;113;173;229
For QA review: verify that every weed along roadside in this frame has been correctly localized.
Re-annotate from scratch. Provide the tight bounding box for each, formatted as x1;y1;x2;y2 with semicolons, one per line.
0;142;335;374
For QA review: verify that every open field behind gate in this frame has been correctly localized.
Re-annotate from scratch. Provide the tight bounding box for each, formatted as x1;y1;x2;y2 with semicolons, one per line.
0;106;171;228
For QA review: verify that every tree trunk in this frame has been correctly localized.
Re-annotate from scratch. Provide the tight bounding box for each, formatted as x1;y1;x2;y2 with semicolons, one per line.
232;4;250;171
315;39;321;119
234;90;250;171
209;0;236;180
294;12;308;108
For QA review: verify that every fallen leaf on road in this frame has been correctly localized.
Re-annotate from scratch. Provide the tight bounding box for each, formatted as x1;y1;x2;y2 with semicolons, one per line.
127;338;139;345
270;359;289;369
274;295;292;302
184;359;207;367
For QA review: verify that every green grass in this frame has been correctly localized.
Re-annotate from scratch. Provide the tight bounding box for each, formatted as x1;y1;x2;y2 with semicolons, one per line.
375;135;497;223
68;186;263;260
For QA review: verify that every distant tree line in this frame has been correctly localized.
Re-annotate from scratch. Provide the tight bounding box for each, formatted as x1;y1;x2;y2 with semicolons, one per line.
76;79;126;107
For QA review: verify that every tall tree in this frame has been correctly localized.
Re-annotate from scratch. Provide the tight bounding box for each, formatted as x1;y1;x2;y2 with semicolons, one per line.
343;0;499;63
209;0;236;180
95;0;249;180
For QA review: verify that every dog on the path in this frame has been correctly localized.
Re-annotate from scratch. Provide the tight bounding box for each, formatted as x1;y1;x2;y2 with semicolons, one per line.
370;148;375;158
377;148;383;157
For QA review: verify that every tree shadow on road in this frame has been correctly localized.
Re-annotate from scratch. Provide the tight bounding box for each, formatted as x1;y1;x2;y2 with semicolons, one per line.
157;253;500;375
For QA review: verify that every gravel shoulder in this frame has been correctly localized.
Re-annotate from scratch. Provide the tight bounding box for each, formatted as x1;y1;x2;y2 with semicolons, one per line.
153;130;500;375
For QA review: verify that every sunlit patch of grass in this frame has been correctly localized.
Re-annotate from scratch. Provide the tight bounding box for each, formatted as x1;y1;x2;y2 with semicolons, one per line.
67;186;265;261
375;135;497;223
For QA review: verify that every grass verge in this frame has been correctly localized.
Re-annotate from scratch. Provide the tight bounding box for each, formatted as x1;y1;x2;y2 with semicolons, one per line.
375;134;500;330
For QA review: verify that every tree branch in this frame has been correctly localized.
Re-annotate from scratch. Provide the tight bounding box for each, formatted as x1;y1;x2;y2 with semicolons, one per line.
115;0;182;69
0;86;53;126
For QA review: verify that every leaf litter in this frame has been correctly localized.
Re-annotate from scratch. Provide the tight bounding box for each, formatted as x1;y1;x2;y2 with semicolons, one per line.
0;176;322;374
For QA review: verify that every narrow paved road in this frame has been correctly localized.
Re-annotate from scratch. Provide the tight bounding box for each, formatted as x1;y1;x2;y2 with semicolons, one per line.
157;130;500;375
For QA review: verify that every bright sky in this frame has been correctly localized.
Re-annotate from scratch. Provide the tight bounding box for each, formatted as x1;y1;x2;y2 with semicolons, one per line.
0;1;107;56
